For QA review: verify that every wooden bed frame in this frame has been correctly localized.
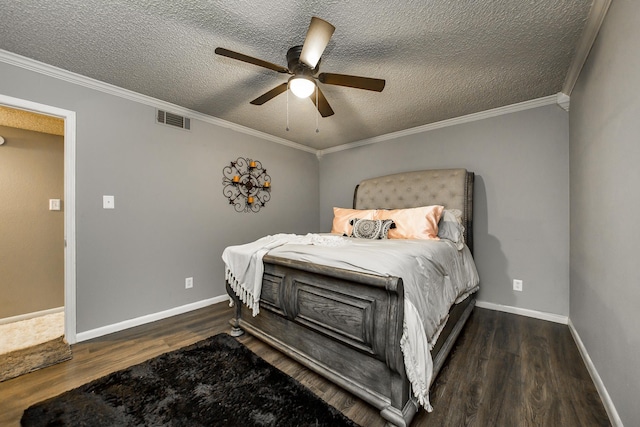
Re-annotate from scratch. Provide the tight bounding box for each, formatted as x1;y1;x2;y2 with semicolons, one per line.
226;168;476;427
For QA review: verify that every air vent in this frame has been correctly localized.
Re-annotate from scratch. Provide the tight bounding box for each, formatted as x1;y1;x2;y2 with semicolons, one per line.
156;110;191;130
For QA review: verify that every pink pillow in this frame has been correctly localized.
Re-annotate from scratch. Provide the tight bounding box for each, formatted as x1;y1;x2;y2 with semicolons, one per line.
374;205;444;239
331;207;377;235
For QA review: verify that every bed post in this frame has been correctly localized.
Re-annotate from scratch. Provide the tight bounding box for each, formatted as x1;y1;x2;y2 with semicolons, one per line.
381;277;419;427
225;281;244;337
464;171;474;254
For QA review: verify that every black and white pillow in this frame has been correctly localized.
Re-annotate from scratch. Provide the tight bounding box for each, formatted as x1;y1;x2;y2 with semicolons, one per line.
349;218;396;239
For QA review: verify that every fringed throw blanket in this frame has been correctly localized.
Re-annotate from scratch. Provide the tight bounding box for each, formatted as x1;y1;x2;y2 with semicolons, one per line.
222;233;347;316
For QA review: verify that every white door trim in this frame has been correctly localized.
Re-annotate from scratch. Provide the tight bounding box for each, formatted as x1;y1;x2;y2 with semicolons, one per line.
0;94;77;344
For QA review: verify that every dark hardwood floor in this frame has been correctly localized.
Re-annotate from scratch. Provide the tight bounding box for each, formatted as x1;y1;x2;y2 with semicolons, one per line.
0;304;610;426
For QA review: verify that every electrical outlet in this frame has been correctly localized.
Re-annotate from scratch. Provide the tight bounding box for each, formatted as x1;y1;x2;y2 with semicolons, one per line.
185;277;193;289
513;279;523;291
103;195;115;209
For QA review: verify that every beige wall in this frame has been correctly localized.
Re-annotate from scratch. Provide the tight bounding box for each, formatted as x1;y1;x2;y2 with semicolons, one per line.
0;124;64;318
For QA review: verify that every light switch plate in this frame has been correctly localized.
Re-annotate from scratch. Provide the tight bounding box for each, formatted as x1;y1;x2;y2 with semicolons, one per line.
49;199;61;211
103;195;115;209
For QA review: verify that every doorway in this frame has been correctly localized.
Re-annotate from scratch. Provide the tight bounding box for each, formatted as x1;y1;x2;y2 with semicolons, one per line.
0;94;76;344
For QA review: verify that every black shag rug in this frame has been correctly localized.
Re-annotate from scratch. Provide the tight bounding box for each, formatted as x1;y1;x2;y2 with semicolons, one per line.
21;333;360;427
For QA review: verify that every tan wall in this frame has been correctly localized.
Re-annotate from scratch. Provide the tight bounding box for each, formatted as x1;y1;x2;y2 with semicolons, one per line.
0;125;64;318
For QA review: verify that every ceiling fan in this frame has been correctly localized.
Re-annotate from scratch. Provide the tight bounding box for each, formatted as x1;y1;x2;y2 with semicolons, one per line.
215;17;385;118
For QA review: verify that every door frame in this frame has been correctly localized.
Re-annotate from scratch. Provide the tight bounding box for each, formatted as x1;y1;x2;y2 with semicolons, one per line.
0;94;77;344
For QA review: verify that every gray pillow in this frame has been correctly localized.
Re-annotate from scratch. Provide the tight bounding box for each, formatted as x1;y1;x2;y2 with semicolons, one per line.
437;209;465;249
349;218;396;239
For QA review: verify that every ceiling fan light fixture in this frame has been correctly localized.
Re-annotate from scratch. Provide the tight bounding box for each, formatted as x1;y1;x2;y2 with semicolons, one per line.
215;16;383;120
289;76;316;98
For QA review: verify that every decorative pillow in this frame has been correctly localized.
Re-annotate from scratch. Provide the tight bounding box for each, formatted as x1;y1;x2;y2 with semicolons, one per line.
349;218;396;239
331;207;376;235
438;209;465;250
375;205;444;239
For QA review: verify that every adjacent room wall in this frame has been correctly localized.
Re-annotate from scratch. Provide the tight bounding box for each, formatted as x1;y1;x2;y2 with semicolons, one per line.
0;61;319;333
569;0;640;424
319;104;570;316
0;125;64;318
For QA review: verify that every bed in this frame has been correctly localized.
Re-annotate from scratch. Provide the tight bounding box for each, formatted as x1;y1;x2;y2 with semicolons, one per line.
224;168;479;427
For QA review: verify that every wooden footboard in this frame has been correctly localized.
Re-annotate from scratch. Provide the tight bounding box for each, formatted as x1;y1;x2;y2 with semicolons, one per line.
227;254;418;427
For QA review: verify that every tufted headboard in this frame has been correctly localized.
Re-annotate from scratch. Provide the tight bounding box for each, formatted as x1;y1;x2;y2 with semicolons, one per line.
353;168;474;252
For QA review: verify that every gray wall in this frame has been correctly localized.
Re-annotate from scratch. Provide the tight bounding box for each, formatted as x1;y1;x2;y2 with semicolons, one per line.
0;61;319;333
569;0;640;424
319;104;570;315
0;125;64;318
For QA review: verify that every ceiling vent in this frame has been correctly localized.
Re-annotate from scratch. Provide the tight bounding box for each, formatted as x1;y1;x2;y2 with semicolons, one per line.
157;110;190;130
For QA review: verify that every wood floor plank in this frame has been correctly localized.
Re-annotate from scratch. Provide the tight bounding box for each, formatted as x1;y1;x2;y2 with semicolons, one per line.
519;317;556;426
546;322;611;426
420;307;499;426
0;304;610;427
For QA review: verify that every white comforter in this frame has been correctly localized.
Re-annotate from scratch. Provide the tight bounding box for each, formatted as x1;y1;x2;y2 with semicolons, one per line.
222;233;479;411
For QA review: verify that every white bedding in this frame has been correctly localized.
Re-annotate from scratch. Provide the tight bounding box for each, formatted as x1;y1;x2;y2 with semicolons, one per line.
223;233;479;412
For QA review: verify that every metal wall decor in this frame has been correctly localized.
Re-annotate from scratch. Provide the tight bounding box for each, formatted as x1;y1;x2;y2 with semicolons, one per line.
222;157;271;212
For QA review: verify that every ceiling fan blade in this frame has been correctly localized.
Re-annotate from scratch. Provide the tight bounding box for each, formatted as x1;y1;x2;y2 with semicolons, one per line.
318;73;385;92
309;87;335;117
299;17;335;69
250;83;289;105
215;47;289;74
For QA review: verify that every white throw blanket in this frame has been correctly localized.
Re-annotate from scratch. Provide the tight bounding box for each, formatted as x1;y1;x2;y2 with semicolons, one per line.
222;233;479;412
222;233;347;315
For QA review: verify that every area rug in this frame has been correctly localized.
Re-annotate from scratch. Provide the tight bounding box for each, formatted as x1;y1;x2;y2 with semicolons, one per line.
1;312;72;382
21;333;360;427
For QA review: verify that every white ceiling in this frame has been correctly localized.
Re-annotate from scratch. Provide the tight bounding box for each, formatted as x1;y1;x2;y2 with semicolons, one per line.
0;0;595;150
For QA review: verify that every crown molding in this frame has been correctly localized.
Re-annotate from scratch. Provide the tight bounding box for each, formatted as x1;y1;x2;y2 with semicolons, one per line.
318;94;560;156
556;93;571;112
0;49;316;154
562;0;612;95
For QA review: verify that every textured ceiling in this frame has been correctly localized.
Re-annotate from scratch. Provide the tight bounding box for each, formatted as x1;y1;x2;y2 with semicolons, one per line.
0;106;65;136
0;0;593;150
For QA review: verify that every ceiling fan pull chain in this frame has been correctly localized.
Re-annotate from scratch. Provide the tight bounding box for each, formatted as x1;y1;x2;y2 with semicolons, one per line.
315;85;319;133
286;84;290;131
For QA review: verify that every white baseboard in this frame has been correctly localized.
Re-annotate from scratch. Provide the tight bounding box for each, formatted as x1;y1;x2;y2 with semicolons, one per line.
568;320;623;427
475;300;568;324
76;295;230;342
0;306;64;326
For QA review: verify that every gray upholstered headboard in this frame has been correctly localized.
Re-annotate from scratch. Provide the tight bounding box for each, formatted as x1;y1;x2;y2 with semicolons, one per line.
353;168;474;252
